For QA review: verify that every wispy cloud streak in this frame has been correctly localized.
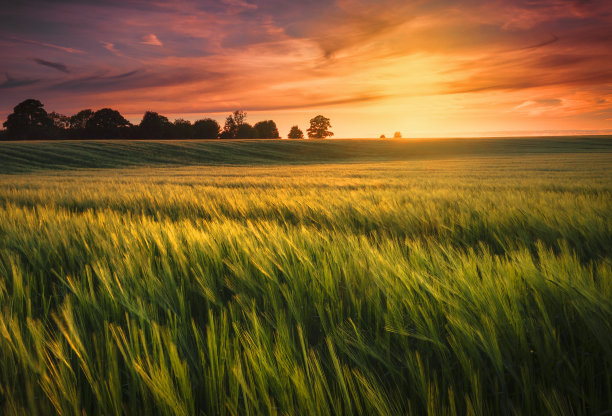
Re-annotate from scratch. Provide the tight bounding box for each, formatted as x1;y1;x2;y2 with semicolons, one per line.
8;36;85;54
0;0;610;136
34;58;70;73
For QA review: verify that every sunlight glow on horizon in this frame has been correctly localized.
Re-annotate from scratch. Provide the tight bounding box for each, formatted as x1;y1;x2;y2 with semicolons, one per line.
1;0;610;137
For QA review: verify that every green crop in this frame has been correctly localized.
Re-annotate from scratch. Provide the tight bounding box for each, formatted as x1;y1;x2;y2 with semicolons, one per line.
0;139;610;415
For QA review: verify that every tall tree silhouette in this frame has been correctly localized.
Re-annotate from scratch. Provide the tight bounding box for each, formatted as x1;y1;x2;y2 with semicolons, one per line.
172;119;193;139
236;123;256;139
139;111;171;139
67;109;94;139
3;99;53;140
48;112;69;139
307;115;333;139
69;110;94;130
85;108;131;139
221;110;247;139
193;118;220;139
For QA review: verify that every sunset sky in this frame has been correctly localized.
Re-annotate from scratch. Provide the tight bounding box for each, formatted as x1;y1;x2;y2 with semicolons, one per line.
1;0;611;137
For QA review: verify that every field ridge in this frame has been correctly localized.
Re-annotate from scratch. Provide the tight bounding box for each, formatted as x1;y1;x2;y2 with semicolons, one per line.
0;136;611;173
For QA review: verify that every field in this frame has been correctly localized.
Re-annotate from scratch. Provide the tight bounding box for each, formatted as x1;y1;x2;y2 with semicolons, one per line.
0;137;611;415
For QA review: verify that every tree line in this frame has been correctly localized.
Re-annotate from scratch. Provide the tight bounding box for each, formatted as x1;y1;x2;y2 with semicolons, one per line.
0;99;334;140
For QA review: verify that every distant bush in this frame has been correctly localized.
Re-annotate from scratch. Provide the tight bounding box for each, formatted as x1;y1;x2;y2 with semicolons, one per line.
193;119;220;140
288;125;304;139
254;120;280;139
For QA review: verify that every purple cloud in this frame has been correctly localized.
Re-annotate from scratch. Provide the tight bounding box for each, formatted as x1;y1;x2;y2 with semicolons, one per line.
34;58;70;73
0;0;610;136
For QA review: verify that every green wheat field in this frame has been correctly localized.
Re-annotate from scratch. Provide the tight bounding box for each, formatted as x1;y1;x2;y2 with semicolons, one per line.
0;137;611;415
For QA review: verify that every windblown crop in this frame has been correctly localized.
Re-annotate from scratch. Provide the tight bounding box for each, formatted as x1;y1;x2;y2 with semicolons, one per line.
0;139;610;415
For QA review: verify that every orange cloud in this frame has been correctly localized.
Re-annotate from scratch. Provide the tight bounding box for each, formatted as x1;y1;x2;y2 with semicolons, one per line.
141;34;163;47
0;0;610;137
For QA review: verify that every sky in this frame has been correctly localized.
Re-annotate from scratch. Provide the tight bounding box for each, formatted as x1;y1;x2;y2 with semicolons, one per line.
1;0;611;138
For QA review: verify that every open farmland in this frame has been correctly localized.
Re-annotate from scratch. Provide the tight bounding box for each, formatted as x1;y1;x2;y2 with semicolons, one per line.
0;137;611;415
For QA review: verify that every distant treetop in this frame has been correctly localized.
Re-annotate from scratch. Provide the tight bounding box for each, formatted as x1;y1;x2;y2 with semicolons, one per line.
288;125;304;139
2;99;53;140
85;108;131;139
221;110;247;139
1;99;337;142
139;111;171;139
193;118;220;140
307;115;333;139
69;109;94;130
254;120;280;139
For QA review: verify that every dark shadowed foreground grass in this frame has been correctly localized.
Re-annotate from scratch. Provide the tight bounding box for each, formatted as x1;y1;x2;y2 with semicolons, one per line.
0;138;611;415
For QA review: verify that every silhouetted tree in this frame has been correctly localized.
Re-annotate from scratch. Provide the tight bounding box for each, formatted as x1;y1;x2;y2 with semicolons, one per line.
222;116;237;139
139;111;171;139
236;123;256;139
85;108;131;139
67;109;94;139
49;112;69;130
232;110;247;126
221;110;247;139
219;129;233;139
380;134;386;139
3;99;53;140
307;115;333;139
47;112;69;139
393;131;402;139
69;109;94;130
193;118;220;139
254;120;280;139
172;119;193;139
288;126;304;139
